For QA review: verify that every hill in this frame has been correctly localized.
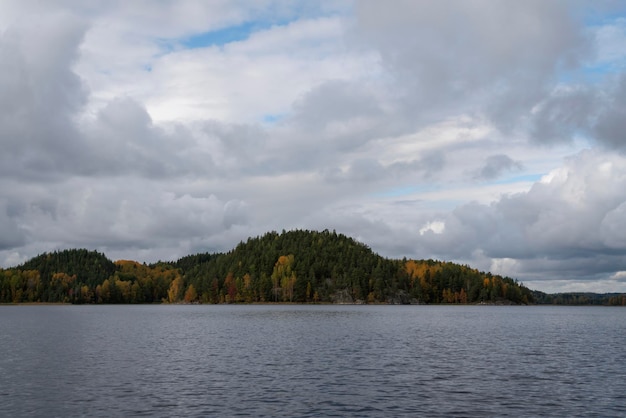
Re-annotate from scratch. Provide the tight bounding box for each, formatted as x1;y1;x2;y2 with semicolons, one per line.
172;229;534;304
0;229;537;304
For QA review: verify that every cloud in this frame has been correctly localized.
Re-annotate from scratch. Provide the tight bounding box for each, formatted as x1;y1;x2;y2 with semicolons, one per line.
601;201;626;248
0;12;89;180
416;149;626;284
528;85;596;144
611;271;626;283
524;72;626;151
0;175;255;265
83;97;203;178
285;80;393;161
353;0;591;130
419;221;445;236
1;2;626;294
80;12;373;125
593;73;626;150
476;154;524;180
349;1;626;155
0;200;26;250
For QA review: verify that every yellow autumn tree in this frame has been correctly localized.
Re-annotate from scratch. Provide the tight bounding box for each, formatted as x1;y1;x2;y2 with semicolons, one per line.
184;284;198;303
80;285;92;304
241;273;255;303
271;255;295;302
97;279;111;303
167;276;184;303
115;278;132;302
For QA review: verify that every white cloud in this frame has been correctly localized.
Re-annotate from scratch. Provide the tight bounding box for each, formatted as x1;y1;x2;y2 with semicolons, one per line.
594;17;626;71
610;271;626;282
412;149;626;289
76;11;377;124
419;221;445;236
490;258;520;278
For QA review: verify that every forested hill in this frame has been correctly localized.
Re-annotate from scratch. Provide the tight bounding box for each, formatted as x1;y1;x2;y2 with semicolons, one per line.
1;229;535;304
18;249;116;287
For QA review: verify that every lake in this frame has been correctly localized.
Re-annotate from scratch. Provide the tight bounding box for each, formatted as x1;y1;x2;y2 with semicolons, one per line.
1;305;625;417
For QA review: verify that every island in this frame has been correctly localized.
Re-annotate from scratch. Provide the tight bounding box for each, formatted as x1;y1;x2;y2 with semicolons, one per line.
1;229;624;306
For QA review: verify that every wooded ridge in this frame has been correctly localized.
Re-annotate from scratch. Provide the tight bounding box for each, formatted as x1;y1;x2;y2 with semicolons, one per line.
1;229;623;305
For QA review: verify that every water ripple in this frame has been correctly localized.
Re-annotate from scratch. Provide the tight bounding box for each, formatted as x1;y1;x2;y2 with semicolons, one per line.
1;305;625;417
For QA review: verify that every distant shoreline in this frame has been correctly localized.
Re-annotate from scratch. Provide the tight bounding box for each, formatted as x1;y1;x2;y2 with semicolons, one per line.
0;302;72;306
2;301;622;307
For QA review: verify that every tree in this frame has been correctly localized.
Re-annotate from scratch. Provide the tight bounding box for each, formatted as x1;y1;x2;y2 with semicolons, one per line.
97;279;111;303
459;288;467;304
223;272;237;303
167;276;184;303
271;255;295;302
184;284;198;303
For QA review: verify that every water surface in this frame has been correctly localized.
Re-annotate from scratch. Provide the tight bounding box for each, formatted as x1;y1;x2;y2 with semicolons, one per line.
1;305;625;417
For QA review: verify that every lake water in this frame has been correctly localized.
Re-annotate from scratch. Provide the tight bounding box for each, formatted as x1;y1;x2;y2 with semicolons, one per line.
1;305;625;417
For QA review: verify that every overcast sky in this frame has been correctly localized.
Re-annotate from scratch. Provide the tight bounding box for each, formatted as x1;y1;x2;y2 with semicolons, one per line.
2;1;626;293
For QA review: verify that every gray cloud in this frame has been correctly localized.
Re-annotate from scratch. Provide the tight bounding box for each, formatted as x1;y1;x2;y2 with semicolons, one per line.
476;154;523;180
265;80;397;175
523;73;626;150
0;14;226;182
354;0;591;130
528;86;596;144
0;176;253;266
593;74;626;150
196;120;268;177
291;80;384;132
0;199;26;250
85;97;202;178
323;158;385;184
349;1;626;157
321;152;446;187
0;13;89;181
600;201;626;249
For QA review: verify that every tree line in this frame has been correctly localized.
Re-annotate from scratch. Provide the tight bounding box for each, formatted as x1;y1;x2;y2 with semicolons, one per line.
0;229;598;305
532;291;626;306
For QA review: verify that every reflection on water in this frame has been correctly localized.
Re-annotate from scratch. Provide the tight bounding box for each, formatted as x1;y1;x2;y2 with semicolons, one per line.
1;305;625;417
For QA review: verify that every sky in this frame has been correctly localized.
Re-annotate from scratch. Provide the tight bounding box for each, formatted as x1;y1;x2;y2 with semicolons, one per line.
1;0;626;293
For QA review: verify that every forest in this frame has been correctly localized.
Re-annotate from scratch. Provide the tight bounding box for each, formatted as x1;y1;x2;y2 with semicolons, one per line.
0;229;622;305
531;291;626;306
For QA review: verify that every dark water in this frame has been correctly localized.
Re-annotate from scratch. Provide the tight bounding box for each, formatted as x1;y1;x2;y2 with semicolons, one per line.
1;305;625;417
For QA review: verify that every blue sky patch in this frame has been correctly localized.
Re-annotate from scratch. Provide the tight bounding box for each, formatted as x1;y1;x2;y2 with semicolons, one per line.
180;18;294;49
182;21;258;48
262;113;287;124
